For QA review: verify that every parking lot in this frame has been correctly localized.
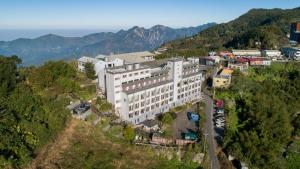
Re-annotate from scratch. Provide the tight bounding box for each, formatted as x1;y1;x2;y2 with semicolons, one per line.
172;107;198;139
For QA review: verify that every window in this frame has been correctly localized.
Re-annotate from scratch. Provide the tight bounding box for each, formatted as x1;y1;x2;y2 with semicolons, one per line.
115;77;120;80
134;72;138;75
123;74;127;78
141;109;145;114
129;74;132;77
129;105;134;111
155;103;159;108
135;103;139;109
146;107;150;111
134;111;139;116
141;101;145;107
151;98;155;103
129;113;133;118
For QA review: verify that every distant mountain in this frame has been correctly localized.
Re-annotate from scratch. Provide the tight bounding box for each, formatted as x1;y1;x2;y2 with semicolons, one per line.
0;23;216;65
160;7;300;57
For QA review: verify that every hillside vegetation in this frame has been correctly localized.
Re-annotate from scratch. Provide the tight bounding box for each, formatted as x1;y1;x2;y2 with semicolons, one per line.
158;7;300;59
216;63;300;169
0;56;96;168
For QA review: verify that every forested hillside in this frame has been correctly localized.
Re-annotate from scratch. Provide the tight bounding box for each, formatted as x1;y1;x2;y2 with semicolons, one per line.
158;7;300;58
216;63;300;169
0;56;96;168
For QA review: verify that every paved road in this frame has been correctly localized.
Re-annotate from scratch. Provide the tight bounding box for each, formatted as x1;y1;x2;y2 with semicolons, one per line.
203;89;220;169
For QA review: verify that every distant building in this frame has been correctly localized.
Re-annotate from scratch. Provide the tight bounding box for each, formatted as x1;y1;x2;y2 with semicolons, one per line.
290;22;300;43
213;68;233;88
228;62;249;72
77;56;99;72
219;51;234;59
248;58;271;66
282;47;300;60
262;50;282;59
204;56;221;65
232;49;261;57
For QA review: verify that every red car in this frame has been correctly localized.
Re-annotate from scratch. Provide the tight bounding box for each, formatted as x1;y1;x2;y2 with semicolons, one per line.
214;100;224;109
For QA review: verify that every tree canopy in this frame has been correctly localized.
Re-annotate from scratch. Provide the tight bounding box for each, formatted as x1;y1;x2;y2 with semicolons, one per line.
0;56;73;168
218;63;300;168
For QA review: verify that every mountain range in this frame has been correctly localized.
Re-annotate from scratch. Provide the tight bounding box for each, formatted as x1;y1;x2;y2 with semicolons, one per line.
161;7;300;57
0;23;216;65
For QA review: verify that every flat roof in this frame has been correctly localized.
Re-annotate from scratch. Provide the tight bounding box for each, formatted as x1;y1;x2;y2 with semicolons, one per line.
106;64;150;74
106;51;155;63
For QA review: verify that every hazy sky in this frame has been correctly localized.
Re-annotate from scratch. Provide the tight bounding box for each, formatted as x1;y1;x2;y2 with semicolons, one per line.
1;0;299;29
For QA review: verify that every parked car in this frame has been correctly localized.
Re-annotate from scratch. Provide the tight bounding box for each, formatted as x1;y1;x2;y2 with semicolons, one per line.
187;112;199;121
214;114;225;118
216;109;224;114
214;100;224;109
184;132;198;140
213;115;223;119
214;117;225;122
216;123;225;128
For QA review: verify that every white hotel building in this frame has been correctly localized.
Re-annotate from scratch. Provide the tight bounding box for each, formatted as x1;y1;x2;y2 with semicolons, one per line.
102;57;204;124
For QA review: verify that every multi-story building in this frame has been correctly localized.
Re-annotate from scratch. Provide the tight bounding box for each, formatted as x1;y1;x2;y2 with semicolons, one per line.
102;57;204;124
290;22;300;43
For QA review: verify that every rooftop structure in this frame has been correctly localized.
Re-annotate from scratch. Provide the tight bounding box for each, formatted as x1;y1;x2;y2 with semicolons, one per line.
77;56;99;72
104;51;155;63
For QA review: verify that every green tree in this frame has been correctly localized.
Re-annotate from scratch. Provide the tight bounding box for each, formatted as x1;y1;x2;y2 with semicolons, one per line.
0;55;21;96
161;112;174;124
85;62;96;79
123;125;135;143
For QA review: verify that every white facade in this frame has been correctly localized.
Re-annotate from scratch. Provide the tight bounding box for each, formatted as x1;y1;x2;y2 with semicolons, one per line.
95;58;124;93
232;49;261;57
77;56;99;72
102;58;204;124
262;50;281;58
